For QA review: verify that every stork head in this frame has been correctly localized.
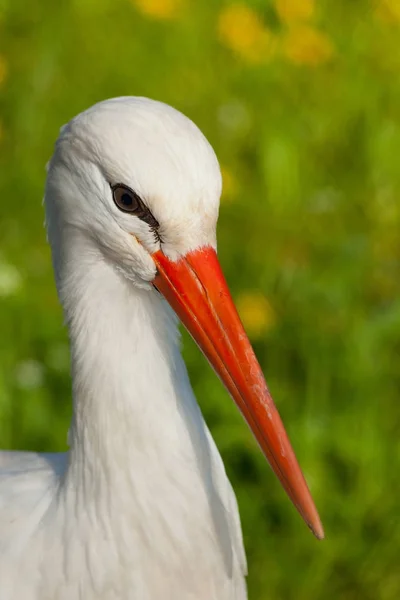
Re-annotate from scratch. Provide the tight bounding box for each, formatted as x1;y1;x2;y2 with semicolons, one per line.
45;97;323;540
45;97;221;287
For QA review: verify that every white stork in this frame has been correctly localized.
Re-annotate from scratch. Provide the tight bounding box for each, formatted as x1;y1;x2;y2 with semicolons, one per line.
0;97;323;600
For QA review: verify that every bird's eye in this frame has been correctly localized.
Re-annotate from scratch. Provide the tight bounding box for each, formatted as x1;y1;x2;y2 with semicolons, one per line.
111;183;161;235
112;185;141;213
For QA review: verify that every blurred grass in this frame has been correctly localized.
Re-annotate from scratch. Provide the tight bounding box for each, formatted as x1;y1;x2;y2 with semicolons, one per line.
1;0;400;598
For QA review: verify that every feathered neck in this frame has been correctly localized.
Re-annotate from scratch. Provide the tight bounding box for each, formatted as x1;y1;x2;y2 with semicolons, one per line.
52;228;195;495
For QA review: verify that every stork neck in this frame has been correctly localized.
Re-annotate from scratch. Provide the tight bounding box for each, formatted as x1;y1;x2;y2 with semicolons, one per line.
58;232;188;491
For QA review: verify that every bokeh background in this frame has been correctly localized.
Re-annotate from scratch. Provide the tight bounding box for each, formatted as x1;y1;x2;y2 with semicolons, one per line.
1;0;400;598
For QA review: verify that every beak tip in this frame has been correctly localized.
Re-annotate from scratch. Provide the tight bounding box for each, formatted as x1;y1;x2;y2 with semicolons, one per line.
310;517;325;541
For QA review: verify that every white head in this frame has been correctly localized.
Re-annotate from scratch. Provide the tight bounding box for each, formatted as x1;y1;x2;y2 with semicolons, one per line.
45;97;222;289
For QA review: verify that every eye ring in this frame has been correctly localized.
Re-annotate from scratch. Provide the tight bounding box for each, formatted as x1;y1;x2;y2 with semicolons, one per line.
112;184;141;214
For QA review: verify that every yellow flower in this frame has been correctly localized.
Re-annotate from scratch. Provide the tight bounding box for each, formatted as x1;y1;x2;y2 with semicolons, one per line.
220;166;238;202
375;0;400;24
282;25;334;66
236;291;276;339
132;0;184;20
276;0;315;24
218;4;276;64
0;55;7;87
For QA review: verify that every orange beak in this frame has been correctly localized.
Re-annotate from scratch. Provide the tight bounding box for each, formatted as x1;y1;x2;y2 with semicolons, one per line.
152;245;324;540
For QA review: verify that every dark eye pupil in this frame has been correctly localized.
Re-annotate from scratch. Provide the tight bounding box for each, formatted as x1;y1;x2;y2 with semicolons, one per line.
121;193;133;206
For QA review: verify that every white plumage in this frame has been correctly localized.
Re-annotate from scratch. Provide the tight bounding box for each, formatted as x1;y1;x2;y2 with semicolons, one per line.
0;97;322;600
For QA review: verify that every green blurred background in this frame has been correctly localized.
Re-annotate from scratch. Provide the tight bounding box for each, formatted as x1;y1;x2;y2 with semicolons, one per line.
1;0;400;598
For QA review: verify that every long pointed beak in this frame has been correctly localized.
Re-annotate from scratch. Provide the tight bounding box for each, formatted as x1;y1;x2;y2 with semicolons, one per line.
152;245;324;540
